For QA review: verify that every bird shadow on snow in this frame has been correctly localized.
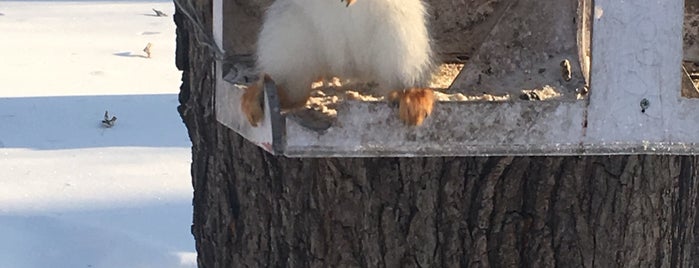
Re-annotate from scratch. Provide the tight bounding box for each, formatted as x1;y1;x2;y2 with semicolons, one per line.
0;94;190;150
113;51;148;58
0;201;196;268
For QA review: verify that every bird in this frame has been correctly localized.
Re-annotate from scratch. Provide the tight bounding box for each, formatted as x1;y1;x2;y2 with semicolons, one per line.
143;43;153;58
152;8;167;17
101;110;117;128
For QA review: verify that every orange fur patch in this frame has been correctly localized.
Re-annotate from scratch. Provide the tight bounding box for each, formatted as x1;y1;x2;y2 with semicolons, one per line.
241;78;264;127
399;88;434;126
242;74;314;127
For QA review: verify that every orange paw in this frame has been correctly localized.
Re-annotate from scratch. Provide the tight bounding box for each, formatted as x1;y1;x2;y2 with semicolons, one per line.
241;79;264;127
397;88;434;126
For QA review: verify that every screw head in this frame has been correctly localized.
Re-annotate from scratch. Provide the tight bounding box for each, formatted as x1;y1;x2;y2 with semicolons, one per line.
640;98;650;113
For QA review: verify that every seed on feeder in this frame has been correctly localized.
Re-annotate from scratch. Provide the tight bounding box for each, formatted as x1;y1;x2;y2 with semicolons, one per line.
560;59;572;81
576;86;589;99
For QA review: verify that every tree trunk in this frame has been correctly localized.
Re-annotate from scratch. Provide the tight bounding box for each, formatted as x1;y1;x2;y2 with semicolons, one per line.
175;1;699;267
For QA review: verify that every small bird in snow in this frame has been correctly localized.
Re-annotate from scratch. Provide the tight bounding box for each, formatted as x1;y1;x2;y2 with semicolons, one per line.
143;43;153;58
152;8;167;17
102;110;117;128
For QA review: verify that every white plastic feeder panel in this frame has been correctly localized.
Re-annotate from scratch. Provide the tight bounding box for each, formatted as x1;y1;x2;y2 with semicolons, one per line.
213;0;693;157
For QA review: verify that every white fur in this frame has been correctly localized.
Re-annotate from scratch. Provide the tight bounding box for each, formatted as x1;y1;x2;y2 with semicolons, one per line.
256;0;434;104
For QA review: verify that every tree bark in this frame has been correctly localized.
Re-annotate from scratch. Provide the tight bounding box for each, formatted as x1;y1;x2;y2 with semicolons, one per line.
175;1;699;267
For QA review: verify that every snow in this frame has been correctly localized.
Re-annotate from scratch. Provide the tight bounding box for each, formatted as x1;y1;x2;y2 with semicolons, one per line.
0;1;195;267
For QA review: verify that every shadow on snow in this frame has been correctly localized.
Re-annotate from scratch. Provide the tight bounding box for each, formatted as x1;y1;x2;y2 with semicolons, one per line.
0;94;190;150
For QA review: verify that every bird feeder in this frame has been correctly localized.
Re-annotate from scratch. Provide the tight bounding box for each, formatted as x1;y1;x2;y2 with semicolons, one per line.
212;0;699;157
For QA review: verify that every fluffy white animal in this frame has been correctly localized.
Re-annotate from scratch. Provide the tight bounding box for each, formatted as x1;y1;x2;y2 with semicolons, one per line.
242;0;435;126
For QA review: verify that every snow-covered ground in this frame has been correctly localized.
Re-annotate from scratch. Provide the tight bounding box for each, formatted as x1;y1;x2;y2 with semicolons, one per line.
0;1;195;267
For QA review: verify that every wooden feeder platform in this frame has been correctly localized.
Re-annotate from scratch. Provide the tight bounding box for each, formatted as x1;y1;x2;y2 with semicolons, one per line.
211;0;699;157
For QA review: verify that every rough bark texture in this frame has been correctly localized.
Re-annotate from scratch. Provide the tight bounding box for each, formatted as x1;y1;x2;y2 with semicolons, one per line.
176;1;699;267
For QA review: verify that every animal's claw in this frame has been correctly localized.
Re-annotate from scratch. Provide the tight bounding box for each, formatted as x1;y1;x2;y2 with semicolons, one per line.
340;0;356;7
396;88;434;126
